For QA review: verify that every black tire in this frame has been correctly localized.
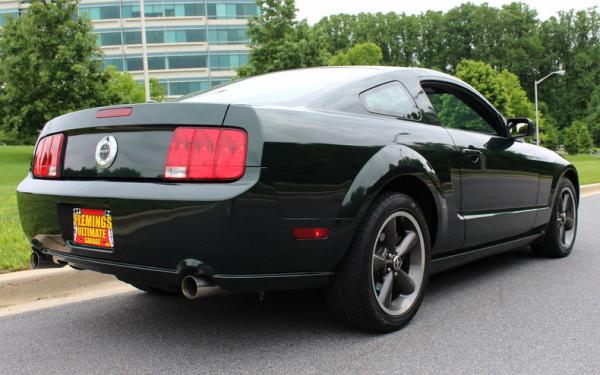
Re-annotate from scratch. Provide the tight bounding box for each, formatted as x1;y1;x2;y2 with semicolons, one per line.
326;192;431;333
532;178;578;258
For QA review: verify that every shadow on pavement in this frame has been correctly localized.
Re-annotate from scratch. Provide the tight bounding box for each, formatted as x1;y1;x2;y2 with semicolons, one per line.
61;246;544;342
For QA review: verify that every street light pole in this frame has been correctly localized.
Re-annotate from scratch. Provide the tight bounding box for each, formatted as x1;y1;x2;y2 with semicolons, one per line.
534;69;565;145
139;0;151;102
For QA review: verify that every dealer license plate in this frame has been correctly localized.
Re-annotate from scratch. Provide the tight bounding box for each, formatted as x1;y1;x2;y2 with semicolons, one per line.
72;208;114;249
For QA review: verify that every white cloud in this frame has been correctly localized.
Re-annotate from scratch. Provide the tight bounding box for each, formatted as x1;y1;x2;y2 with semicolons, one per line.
295;0;599;24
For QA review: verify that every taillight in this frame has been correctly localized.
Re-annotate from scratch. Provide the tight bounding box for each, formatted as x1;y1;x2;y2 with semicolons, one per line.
164;127;247;181
32;133;64;179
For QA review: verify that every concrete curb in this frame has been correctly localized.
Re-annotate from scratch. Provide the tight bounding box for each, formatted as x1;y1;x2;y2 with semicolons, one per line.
0;267;124;309
581;183;600;197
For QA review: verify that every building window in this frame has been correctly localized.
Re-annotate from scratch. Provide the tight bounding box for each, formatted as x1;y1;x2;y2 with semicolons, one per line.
98;32;123;46
80;5;120;20
208;28;248;44
167;54;207;69
210;53;248;71
121;2;207;18
103;58;124;71
0;10;18;26
206;3;259;19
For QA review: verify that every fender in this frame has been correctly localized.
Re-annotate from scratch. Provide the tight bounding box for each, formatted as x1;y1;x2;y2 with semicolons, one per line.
555;165;580;204
338;144;450;246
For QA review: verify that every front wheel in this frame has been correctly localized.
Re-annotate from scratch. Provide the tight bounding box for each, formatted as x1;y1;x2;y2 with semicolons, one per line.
532;178;578;258
326;192;431;332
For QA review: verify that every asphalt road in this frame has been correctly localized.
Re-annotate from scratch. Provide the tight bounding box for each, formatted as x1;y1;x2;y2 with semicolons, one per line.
1;195;599;375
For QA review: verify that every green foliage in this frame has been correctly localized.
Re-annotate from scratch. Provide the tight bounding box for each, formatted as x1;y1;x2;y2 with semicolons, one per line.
574;120;593;154
585;86;600;146
562;120;593;154
0;0;110;143
539;119;560;150
498;70;533;118
315;5;600;132
456;60;511;115
563;125;579;154
455;60;534;119
329;42;383;66
104;66;165;104
237;0;330;77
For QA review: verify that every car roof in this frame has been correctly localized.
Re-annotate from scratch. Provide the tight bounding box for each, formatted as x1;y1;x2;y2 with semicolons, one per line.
181;66;459;107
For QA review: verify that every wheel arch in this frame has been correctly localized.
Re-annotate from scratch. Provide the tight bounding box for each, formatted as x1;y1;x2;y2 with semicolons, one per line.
559;166;580;204
339;145;447;249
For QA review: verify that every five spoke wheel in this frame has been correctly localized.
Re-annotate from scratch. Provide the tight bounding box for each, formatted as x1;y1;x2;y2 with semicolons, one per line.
371;211;425;316
556;187;576;249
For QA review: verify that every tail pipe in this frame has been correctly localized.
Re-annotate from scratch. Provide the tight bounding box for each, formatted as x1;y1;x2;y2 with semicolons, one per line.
29;250;66;269
181;275;222;299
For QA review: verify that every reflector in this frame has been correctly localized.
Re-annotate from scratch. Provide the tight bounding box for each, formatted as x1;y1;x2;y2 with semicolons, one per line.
293;227;330;240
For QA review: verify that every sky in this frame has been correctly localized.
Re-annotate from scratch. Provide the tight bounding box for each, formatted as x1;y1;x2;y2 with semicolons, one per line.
295;0;599;23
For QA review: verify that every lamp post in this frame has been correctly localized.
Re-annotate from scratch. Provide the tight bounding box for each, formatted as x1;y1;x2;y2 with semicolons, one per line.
534;69;565;145
139;0;151;102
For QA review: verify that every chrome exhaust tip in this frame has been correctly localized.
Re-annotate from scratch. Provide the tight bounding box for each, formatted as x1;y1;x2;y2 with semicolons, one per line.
181;275;222;299
29;250;65;269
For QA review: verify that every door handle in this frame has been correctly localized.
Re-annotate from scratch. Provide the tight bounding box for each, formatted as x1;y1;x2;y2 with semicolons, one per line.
462;148;482;163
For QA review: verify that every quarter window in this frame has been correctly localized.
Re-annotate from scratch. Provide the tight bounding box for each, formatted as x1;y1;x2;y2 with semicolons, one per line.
360;82;421;120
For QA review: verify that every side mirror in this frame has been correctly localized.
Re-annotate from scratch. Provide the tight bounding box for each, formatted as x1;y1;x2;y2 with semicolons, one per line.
507;118;533;139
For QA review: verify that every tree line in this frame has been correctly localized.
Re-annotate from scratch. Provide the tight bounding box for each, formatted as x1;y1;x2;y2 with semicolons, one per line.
240;0;600;152
0;0;598;152
0;0;164;144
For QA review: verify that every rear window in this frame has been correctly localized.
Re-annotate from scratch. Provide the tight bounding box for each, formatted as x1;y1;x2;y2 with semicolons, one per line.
360;81;421;120
181;68;381;105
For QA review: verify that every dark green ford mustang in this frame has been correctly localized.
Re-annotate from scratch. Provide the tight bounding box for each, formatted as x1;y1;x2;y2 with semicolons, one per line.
17;67;579;332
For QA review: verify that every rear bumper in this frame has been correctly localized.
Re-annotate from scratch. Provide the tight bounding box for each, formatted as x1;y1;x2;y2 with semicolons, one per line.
41;248;332;290
17;168;353;290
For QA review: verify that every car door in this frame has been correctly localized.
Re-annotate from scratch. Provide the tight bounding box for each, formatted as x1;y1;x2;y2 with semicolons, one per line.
421;80;540;248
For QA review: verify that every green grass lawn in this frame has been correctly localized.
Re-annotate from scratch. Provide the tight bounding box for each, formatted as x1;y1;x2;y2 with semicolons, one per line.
565;154;600;185
0;145;33;272
0;145;598;272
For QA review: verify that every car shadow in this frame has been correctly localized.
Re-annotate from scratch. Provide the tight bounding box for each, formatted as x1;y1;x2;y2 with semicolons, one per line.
61;246;545;345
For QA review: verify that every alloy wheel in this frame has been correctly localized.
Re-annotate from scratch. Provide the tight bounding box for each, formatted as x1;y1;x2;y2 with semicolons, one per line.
371;211;426;316
556;187;577;249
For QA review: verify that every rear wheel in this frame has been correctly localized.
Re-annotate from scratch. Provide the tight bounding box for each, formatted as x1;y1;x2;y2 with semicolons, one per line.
532;178;578;258
326;192;431;332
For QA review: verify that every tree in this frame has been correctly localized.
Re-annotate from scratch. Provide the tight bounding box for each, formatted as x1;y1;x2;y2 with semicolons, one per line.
455;60;511;115
563;125;579;154
0;0;109;143
329;42;383;66
237;0;330;77
314;5;599;134
104;66;165;104
574;120;593;153
585;86;600;146
498;69;533;118
539;118;560;150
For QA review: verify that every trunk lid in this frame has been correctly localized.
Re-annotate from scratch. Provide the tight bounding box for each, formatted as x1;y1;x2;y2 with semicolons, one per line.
42;103;230;180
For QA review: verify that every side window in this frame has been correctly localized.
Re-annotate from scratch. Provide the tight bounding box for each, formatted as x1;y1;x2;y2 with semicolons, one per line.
360;82;421;120
425;89;496;134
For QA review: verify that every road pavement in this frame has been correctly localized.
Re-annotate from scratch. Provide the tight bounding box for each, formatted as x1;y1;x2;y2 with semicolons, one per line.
1;195;599;374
